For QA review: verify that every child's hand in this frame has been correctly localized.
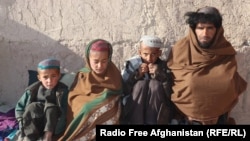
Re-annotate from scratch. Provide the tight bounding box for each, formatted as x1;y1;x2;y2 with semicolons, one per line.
148;63;158;74
137;63;149;79
139;63;149;73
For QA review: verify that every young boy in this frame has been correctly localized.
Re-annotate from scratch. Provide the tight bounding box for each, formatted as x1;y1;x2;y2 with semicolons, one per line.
15;58;68;141
58;39;122;141
121;35;173;124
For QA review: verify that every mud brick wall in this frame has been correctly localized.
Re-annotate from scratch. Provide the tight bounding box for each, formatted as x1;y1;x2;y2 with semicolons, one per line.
0;0;249;124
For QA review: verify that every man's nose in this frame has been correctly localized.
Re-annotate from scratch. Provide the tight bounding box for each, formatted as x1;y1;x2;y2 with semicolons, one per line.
203;28;209;36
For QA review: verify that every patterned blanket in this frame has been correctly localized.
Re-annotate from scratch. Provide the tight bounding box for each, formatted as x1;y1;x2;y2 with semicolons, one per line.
0;108;18;141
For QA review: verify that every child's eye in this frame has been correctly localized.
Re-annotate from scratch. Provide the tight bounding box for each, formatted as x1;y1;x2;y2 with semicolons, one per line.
43;76;49;79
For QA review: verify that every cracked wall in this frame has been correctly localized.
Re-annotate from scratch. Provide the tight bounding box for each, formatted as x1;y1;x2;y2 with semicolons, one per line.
0;0;249;124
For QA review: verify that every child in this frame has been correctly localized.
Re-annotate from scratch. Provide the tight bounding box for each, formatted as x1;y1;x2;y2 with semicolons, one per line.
121;35;173;124
15;58;68;141
58;39;122;141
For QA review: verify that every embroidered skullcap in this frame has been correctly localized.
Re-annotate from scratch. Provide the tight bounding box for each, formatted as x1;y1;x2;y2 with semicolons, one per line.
85;39;113;62
90;40;110;51
140;35;163;48
38;58;60;70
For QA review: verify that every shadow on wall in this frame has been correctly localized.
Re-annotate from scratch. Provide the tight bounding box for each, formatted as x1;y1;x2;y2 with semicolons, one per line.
0;1;83;105
231;46;250;124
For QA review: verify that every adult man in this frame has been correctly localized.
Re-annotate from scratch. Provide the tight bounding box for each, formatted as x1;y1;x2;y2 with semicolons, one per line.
121;35;173;124
167;6;247;125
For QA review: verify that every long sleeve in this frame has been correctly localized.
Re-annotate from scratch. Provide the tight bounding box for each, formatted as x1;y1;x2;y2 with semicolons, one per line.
153;60;173;99
121;56;142;96
15;91;30;119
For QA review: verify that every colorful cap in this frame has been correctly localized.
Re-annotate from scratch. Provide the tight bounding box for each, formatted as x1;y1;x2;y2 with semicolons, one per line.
38;58;60;70
140;35;163;48
90;40;110;51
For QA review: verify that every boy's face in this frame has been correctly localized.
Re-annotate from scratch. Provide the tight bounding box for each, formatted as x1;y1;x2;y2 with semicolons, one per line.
89;50;109;75
139;43;162;64
37;68;61;90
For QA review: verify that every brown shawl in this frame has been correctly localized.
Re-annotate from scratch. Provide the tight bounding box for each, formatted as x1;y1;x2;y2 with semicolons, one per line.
167;27;247;121
58;39;122;141
67;61;122;121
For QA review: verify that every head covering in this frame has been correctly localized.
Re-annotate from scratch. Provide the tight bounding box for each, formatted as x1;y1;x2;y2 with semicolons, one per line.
140;35;163;48
90;40;110;51
38;58;60;70
197;6;220;15
185;6;222;29
85;39;113;63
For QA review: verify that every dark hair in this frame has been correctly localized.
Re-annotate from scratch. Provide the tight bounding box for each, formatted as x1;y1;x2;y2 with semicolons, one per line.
184;11;222;30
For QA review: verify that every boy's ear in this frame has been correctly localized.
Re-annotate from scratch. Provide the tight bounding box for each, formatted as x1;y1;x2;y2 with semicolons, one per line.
37;74;40;81
138;49;142;56
159;50;162;55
